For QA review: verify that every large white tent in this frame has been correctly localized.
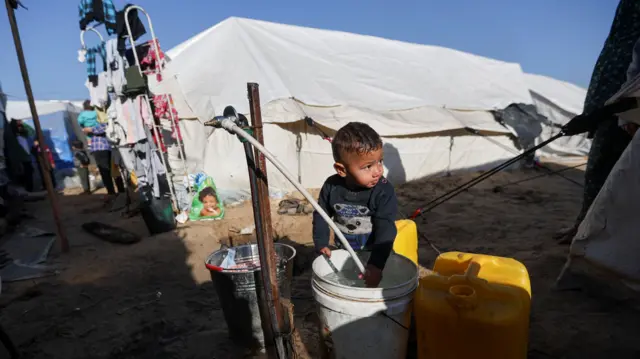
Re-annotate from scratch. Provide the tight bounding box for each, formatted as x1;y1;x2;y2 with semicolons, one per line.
157;17;585;199
524;73;590;158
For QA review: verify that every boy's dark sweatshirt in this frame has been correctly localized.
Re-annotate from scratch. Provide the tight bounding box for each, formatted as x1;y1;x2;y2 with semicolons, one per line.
312;174;398;270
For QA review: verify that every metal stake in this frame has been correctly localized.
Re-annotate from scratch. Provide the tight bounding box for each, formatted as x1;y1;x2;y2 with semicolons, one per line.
246;83;287;358
5;0;69;253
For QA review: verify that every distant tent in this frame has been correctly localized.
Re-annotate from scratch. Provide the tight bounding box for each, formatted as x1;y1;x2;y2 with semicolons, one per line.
6;100;82;170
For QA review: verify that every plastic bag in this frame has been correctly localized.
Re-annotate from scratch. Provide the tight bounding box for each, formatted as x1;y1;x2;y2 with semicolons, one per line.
189;175;225;221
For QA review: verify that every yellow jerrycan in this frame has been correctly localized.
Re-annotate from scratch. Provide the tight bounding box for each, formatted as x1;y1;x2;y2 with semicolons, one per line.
393;219;418;265
415;252;531;359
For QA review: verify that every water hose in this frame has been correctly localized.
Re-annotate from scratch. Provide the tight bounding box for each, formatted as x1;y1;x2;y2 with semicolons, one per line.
214;117;367;275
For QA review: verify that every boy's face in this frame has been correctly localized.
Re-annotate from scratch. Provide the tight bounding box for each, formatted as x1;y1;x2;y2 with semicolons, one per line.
334;147;384;188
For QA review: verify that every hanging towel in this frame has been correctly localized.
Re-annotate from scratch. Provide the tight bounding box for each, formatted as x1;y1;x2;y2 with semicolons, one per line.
79;0;117;35
105;38;127;95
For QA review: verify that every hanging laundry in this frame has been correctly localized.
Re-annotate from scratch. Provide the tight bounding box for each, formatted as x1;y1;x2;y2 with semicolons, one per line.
85;72;108;108
105;39;127;96
85;43;106;86
133;39;183;142
116;4;147;54
153;95;182;141
117;136;166;198
78;0;117;35
125;96;149;145
140;39;165;82
135;95;154;128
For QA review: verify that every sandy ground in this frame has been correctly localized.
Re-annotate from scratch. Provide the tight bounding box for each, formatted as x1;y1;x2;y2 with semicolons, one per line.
1;161;640;358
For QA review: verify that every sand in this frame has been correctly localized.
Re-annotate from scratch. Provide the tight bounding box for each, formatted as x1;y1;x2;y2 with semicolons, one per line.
1;161;640;358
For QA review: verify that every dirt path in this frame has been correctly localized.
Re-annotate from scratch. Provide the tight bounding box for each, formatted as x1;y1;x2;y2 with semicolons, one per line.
1;163;639;358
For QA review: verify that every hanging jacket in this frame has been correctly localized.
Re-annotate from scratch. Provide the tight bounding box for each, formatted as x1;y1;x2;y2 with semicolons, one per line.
116;4;147;54
79;0;117;35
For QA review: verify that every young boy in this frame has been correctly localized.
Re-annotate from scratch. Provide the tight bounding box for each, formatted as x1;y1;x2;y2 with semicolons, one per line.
77;100;99;129
312;122;398;287
72;140;91;194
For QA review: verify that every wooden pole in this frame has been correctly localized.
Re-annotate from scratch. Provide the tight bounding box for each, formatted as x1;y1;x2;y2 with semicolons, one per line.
247;83;287;358
5;0;69;253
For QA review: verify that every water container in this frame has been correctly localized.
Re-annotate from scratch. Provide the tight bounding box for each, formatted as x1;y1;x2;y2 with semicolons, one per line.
393;219;418;265
204;244;296;352
312;250;419;358
415;252;531;359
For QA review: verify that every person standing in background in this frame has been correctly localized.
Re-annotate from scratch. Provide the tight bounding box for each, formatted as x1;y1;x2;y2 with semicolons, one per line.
10;119;35;192
32;139;56;190
81;122;124;200
556;0;640;244
78;99;125;200
72;140;92;194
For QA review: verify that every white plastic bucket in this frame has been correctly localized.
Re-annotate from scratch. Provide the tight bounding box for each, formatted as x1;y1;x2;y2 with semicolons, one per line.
312;250;419;358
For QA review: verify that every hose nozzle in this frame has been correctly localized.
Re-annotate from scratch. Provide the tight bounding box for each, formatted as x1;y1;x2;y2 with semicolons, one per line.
203;106;247;133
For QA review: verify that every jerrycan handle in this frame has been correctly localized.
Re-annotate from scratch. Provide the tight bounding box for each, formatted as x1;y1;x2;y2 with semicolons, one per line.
446;261;481;311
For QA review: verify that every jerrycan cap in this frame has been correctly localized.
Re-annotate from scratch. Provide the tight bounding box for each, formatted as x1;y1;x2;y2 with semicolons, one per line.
446;261;481;310
447;284;478;310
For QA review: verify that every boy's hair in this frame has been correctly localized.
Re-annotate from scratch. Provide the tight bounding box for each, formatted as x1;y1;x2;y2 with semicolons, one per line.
72;140;84;149
199;186;217;202
83;100;93;111
331;122;383;162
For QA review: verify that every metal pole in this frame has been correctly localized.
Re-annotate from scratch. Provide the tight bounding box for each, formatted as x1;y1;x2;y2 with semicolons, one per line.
5;0;69;253
246;83;287;358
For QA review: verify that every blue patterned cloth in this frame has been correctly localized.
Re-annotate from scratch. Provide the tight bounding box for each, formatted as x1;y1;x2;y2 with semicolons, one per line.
79;0;117;35
88;123;111;152
85;43;106;80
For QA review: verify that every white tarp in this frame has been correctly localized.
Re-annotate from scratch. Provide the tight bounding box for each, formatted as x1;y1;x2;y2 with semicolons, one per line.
5;100;80;121
180;98;519;198
524;73;590;158
166;17;533;121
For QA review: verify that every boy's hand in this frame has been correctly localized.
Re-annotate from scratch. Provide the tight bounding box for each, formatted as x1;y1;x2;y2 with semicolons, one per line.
318;247;331;257
362;264;383;287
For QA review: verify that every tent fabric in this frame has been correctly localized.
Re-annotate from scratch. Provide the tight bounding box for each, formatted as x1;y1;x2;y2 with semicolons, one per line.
5;100;79;121
165;17;533;121
524;73;590;157
181;98;520;199
261;98;511;136
524;73;586;117
566;130;640;284
21;111;78;170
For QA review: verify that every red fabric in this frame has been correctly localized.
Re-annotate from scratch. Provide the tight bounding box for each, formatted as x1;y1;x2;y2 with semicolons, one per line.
139;38;183;143
36;145;55;166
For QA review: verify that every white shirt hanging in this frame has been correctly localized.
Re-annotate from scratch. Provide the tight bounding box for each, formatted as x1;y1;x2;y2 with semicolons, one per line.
85;72;108;108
